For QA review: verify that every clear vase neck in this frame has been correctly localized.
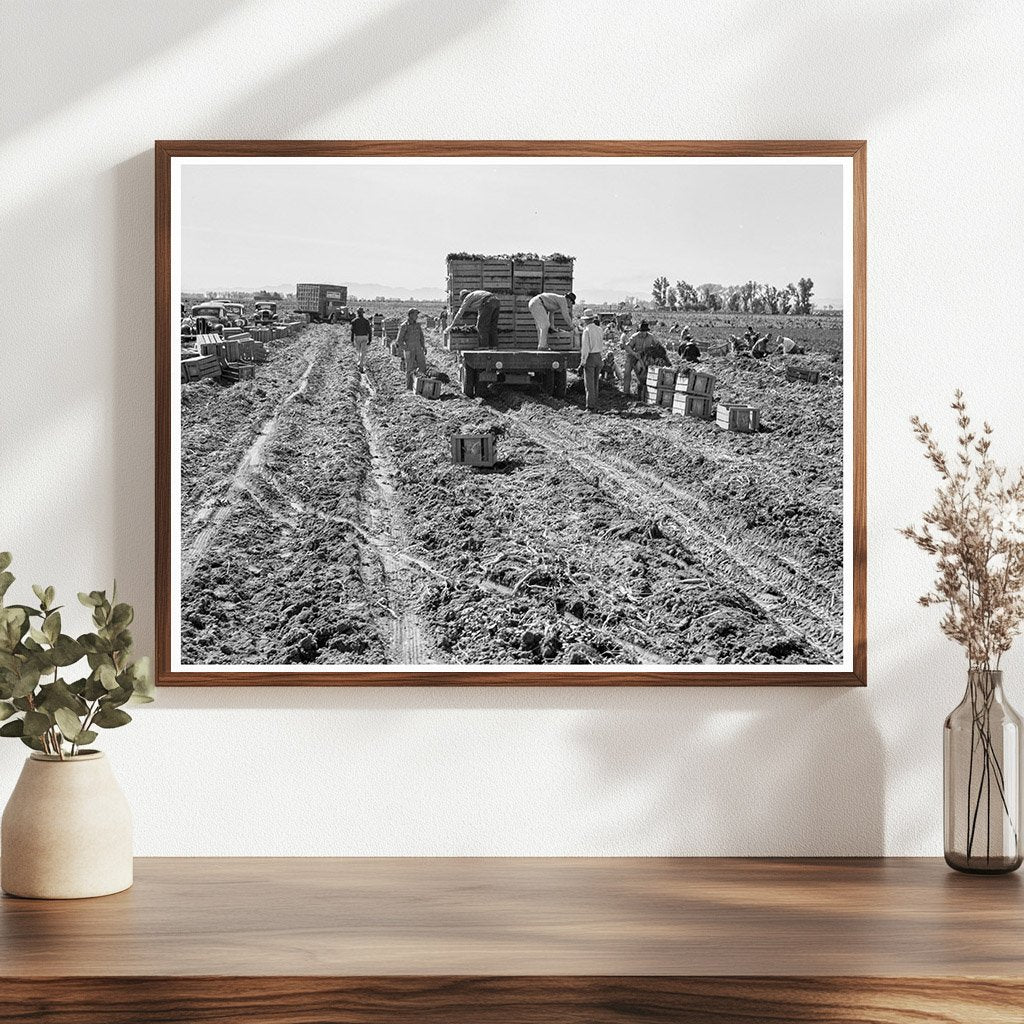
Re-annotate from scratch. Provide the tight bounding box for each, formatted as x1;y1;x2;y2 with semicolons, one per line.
967;668;1005;699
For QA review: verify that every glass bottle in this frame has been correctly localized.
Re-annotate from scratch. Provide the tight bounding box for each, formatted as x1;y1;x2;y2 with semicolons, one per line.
944;669;1022;873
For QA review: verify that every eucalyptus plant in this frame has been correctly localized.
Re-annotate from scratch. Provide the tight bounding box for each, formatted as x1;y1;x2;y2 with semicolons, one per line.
0;553;153;759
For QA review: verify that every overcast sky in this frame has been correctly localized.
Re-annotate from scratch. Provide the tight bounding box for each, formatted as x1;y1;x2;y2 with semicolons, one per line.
180;159;845;306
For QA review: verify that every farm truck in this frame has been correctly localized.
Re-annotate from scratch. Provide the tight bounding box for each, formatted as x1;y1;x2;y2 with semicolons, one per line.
295;282;353;324
445;254;579;399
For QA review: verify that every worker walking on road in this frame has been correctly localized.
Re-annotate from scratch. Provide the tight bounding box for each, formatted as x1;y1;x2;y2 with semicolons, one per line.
397;308;426;390
527;291;576;350
350;306;371;372
578;310;605;412
446;290;502;348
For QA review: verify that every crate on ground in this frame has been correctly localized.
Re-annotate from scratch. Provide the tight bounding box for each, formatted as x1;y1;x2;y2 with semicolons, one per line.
647;366;678;391
675;369;716;397
717;404;761;433
222;362;256;383
238;339;255;361
414;375;442;399
786;365;821;385
451;433;498;468
251;341;268;363
673;392;715;419
181;355;222;382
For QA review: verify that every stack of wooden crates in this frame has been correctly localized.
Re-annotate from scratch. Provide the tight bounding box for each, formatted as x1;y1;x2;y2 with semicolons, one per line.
445;255;575;352
644;367;717;419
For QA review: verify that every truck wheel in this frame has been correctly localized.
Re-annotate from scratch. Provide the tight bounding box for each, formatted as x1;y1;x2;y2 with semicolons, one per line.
461;365;478;398
552;368;567;398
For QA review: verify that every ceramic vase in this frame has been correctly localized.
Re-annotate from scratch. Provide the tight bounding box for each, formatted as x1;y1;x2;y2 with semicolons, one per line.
1;751;133;898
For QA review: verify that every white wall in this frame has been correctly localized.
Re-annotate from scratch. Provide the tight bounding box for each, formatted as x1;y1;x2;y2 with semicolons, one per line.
1;0;1022;856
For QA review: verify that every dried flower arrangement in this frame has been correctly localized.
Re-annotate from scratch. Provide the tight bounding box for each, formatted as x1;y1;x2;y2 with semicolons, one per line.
903;391;1024;869
902;391;1024;668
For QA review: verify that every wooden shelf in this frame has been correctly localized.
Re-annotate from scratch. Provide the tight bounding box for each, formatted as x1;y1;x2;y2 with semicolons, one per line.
2;857;1021;1022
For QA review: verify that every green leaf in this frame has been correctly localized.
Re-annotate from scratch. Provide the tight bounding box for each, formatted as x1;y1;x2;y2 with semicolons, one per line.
36;679;88;717
0;701;16;721
31;584;47;608
74;730;98;747
11;666;41;699
93;705;131;729
54;707;85;742
22;710;51;738
42;611;60;644
19;735;45;752
127;657;153;697
78;592;99;608
44;586;55;608
28;627;49;646
110;603;133;629
0;572;14;601
49;635;85;667
0;719;24;738
0;553;11;573
98;664;118;690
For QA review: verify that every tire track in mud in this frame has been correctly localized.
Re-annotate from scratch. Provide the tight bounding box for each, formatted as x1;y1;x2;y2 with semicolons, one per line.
181;341;319;585
355;365;433;665
486;388;839;662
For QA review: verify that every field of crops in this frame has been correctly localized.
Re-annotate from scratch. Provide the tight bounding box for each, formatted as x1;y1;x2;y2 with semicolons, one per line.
178;312;844;668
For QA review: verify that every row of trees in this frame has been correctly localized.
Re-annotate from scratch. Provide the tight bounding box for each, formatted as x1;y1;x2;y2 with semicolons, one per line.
651;277;815;315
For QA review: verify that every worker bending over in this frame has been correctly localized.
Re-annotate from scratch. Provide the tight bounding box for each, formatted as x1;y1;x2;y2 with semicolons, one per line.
527;291;576;350
397;308;426;390
446;290;502;348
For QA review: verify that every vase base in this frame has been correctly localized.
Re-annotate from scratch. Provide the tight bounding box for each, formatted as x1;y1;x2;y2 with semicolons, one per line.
944;852;1022;875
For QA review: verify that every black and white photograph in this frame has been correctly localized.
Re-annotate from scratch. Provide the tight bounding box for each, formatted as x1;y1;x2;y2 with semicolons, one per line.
165;149;859;681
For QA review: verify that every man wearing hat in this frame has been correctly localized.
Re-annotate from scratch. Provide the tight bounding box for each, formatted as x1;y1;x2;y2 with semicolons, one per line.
577;309;605;412
350;306;371;372
396;307;427;390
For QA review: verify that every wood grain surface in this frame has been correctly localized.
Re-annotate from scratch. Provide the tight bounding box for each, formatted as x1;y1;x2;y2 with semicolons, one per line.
155;139;867;687
3;858;1020;1023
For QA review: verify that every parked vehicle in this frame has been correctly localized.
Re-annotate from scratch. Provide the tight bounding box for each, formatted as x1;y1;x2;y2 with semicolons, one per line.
221;302;248;328
190;302;229;333
295;283;351;323
253;300;278;325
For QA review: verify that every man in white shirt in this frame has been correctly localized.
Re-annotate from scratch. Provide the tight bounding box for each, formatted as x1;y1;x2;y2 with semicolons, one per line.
528;291;576;350
578;310;605;412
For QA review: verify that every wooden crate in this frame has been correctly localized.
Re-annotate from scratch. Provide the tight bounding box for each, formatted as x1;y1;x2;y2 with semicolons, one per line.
786;365;821;385
675;370;716;397
481;259;512;290
673;393;715;419
222;361;256;383
238;339;255;361
451;434;497;468
717;404;761;433
414;376;442;399
181;355;222;382
647;366;677;390
446;334;479;352
512;259;544;295
251;342;268;363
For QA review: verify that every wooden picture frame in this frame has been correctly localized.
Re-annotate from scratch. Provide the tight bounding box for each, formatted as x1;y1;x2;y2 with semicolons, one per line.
156;140;866;686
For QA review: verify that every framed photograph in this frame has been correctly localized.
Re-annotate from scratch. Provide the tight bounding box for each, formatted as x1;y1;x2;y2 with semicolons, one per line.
156;140;866;686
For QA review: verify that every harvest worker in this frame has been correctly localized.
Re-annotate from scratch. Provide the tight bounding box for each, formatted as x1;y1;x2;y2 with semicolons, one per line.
446;289;502;348
578;310;605;412
623;321;655;400
397;308;426;390
750;333;770;359
350;307;371;371
527;290;576;350
678;328;701;363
